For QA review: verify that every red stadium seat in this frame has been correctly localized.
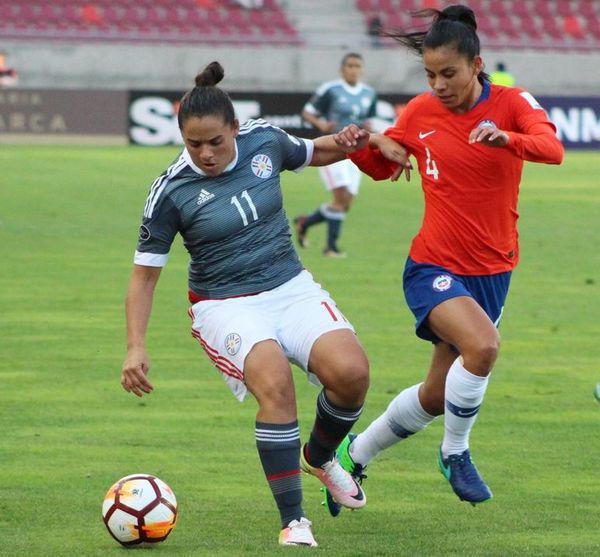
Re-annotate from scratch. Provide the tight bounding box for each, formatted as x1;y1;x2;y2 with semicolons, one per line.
0;0;301;44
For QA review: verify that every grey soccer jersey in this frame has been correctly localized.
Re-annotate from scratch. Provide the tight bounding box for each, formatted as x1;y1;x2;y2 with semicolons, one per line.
304;79;377;133
134;119;314;299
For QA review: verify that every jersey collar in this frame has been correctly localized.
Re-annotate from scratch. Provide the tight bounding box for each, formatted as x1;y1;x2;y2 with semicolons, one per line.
472;79;491;109
339;79;365;95
183;141;239;176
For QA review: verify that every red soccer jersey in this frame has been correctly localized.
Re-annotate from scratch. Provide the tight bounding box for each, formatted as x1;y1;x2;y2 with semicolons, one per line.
349;83;564;275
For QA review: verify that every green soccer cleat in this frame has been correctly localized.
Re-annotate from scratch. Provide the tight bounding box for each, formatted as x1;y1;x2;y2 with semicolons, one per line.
321;434;368;517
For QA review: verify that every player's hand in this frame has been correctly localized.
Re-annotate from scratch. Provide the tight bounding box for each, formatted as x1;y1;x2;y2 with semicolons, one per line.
121;347;154;397
371;134;412;182
469;124;509;147
334;124;370;152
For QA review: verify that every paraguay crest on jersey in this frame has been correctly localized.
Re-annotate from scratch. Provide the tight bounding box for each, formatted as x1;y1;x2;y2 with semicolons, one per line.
251;154;273;178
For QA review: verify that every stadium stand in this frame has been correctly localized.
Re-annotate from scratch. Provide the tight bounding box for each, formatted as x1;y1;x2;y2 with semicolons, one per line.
355;0;600;51
0;0;302;46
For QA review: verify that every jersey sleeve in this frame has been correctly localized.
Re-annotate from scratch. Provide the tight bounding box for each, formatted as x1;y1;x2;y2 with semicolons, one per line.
271;126;313;172
504;90;564;164
134;192;181;267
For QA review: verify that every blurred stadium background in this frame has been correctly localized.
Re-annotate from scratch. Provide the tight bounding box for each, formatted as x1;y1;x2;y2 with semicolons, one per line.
1;0;599;148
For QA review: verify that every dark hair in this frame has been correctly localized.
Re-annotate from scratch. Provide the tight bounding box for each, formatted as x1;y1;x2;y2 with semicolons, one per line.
387;4;490;81
177;61;236;129
341;52;363;66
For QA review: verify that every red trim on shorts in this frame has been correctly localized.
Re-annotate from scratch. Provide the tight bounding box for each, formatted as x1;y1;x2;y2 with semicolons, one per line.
188;288;261;304
189;327;244;382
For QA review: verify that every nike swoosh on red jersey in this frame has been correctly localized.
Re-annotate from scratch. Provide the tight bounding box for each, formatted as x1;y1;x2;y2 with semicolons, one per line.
419;130;436;139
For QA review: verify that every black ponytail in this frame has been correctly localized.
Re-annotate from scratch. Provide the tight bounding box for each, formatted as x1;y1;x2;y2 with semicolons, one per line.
178;61;235;129
387;4;490;81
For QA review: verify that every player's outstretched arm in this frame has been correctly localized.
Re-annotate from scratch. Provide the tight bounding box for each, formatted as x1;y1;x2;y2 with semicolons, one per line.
121;264;162;397
310;127;370;166
336;125;412;182
368;134;412;181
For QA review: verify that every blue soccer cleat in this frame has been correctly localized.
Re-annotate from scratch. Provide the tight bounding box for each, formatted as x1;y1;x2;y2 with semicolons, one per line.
321;434;368;517
438;448;492;506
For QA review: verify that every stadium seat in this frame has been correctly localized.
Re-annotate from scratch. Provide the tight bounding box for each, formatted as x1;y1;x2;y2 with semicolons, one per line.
0;0;302;45
355;0;600;50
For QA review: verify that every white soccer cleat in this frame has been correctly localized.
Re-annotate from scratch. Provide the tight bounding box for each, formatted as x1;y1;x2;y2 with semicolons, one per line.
278;517;318;547
300;446;366;509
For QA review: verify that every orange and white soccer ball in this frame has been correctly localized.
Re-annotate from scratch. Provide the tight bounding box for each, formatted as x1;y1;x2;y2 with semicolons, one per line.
102;473;177;546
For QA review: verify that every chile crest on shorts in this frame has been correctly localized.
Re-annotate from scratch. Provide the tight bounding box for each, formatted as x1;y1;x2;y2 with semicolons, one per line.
432;274;453;292
251;154;273;179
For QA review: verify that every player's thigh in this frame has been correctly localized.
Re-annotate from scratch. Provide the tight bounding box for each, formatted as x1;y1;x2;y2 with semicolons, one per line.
277;271;357;378
244;339;296;409
308;329;369;402
428;296;499;358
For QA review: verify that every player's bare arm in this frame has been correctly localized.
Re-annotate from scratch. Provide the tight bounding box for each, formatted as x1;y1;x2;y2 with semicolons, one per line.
302;110;336;133
469;124;510;147
121;264;161;397
311;132;370;166
368;133;413;181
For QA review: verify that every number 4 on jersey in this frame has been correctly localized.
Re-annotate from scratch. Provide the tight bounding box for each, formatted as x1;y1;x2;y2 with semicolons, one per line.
425;147;439;180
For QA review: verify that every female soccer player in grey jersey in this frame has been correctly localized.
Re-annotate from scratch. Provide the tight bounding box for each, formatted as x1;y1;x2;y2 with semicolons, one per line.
120;62;371;547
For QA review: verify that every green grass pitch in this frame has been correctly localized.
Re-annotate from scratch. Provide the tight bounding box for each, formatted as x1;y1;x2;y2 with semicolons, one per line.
1;146;599;556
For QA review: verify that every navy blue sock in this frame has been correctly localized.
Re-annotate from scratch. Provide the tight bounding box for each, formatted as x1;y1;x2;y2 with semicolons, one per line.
256;421;304;527
305;390;363;467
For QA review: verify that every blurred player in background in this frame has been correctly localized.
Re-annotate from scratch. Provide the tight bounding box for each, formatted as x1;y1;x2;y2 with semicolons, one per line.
0;50;18;88
120;61;370;547
294;53;378;258
328;4;563;513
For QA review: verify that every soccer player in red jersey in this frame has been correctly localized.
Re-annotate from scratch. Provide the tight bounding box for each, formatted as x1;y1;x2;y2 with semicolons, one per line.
325;4;564;510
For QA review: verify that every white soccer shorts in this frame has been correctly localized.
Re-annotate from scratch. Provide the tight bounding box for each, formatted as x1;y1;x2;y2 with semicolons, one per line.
188;270;355;401
318;158;362;195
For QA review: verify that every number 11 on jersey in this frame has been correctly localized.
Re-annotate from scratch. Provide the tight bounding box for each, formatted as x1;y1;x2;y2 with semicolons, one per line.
231;190;259;226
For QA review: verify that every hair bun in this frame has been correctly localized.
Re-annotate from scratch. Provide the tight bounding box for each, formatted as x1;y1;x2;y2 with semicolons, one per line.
195;61;225;87
440;4;477;31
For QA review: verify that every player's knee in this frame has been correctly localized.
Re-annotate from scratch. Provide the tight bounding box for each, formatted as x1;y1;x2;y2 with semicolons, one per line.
247;366;295;412
463;331;500;374
256;381;296;416
337;362;369;405
328;359;370;404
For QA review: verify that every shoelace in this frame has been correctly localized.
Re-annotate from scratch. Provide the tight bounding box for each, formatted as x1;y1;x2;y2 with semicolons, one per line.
451;454;481;483
322;458;357;492
354;469;368;485
288;519;314;543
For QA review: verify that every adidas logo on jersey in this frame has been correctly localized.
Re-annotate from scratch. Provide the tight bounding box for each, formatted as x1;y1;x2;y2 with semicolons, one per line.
196;189;215;205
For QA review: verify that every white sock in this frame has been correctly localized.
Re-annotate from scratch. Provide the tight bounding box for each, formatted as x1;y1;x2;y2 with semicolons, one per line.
441;358;489;458
350;383;435;467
